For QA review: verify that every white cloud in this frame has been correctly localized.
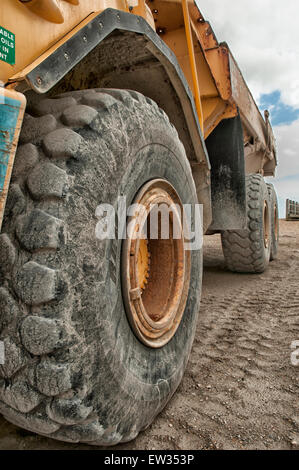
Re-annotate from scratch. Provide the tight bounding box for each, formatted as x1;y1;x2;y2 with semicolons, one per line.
267;119;299;216
273;119;299;179
271;177;299;202
197;0;299;108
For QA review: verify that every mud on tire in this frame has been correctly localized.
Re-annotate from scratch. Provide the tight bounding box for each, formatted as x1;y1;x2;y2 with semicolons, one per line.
221;174;271;274
0;89;202;445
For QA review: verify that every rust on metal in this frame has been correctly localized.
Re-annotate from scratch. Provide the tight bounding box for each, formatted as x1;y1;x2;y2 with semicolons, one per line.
122;179;191;349
229;52;277;176
137;238;150;290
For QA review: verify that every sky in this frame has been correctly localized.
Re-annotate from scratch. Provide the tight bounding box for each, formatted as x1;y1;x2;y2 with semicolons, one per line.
197;0;299;217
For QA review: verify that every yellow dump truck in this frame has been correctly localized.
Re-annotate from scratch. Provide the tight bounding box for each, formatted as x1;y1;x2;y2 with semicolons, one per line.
0;0;279;445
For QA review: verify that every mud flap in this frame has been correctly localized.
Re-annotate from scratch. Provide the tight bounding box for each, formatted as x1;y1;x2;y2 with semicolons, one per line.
205;113;246;231
0;88;26;230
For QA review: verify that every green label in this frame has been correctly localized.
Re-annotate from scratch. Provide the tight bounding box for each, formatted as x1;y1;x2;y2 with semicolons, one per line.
0;27;15;65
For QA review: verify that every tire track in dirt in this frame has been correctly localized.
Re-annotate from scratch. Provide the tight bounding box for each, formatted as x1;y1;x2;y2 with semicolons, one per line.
123;220;299;450
0;220;298;449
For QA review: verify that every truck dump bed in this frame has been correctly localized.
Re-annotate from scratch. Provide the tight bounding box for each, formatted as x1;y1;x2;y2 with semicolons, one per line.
161;2;277;176
0;0;277;232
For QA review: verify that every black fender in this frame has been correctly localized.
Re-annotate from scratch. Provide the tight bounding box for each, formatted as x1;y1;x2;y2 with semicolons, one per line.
14;9;248;232
14;8;213;231
205;112;247;231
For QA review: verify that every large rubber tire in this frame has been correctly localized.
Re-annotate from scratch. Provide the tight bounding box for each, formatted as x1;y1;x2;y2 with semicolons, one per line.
221;174;271;273
267;183;279;261
0;89;202;445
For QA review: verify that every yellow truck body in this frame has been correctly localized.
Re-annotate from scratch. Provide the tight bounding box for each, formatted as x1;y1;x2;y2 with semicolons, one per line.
0;0;277;231
0;0;279;446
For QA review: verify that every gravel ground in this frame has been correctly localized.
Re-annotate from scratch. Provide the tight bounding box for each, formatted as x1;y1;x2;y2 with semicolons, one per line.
0;219;298;450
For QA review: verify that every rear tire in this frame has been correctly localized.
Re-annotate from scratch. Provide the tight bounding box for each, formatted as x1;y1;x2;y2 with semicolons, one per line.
0;89;202;445
267;183;279;261
221;174;271;273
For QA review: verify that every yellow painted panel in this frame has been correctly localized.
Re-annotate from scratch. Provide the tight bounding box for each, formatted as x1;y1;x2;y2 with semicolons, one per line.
0;0;155;84
163;28;218;99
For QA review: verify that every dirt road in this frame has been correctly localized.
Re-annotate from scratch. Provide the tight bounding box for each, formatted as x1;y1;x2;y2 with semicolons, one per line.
0;220;298;450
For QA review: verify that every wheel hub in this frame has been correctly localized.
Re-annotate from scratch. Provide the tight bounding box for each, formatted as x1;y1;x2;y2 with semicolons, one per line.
137;238;150;290
122;179;191;348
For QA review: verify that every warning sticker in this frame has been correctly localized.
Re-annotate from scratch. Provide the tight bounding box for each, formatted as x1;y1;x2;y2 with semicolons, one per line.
0;27;15;65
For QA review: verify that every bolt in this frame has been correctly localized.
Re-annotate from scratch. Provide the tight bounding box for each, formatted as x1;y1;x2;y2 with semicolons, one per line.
83;35;87;43
99;22;103;29
64;52;70;61
36;77;42;86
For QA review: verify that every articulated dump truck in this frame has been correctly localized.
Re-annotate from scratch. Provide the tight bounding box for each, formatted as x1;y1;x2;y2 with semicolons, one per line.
0;0;278;445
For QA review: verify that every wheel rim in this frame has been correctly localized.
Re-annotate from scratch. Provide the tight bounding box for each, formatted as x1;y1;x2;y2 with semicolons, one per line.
263;200;270;249
274;203;278;241
121;179;191;348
